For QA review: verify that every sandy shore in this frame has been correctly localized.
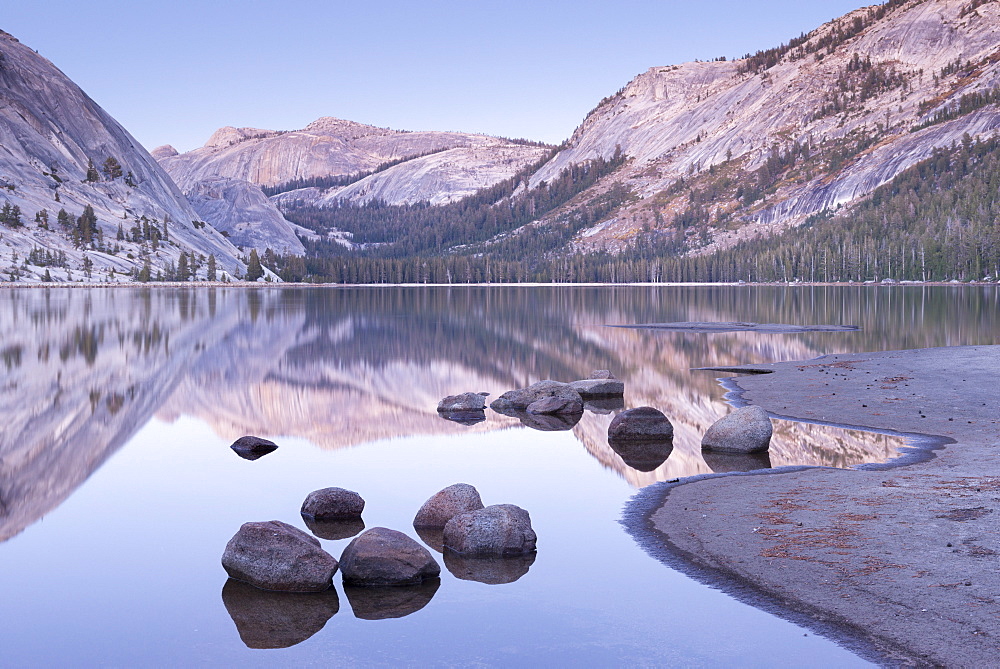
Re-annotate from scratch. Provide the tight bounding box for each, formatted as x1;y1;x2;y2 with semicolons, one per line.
624;345;1000;667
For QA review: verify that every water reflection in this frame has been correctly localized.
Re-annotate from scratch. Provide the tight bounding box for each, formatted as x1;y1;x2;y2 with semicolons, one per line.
302;516;366;541
0;285;996;540
221;579;340;649
343;579;441;620
443;551;536;585
702;450;773;473
609;439;674;472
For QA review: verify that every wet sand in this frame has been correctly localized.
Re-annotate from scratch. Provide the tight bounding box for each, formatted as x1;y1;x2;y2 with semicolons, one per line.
624;345;1000;667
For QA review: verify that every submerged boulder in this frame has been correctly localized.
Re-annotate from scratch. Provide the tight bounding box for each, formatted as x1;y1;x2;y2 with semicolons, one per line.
413;483;484;529
443;504;537;557
300;487;365;520
230;435;278;460
701;405;773;454
221;578;340;649
339;527;441;586
437;392;488;412
608;407;674;442
490;380;583;414
222;520;339;592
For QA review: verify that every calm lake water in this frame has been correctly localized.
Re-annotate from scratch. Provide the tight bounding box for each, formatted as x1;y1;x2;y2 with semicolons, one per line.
0;285;997;667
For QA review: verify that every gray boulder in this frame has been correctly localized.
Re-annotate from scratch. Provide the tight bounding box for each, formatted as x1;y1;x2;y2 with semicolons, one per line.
608;407;674;442
701;405;773;454
589;370;617;379
222;520;339;592
300;487;365;520
221;578;340;649
437;392;488;412
526;395;581;415
443;504;537;557
339;527;441;586
230;436;278;460
569;378;625;397
490;380;583;414
413;483;484;529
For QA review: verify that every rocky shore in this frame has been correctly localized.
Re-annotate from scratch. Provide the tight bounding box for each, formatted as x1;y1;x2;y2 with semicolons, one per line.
624;345;1000;667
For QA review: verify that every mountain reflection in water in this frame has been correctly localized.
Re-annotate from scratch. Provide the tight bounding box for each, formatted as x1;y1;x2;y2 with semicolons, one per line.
1;285;996;542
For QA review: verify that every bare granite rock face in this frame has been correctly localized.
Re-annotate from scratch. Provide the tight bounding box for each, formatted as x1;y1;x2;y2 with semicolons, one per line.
443;504;537;557
525;0;1000;254
159;116;547;203
413;483;484;529
0;30;245;281
184;177;305;255
701;405;773;454
221;520;339;592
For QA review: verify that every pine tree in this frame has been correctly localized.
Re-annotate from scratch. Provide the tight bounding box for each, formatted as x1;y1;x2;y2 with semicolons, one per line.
246;249;264;281
102;157;123;180
207;254;217;281
85;159;100;183
177;252;190;281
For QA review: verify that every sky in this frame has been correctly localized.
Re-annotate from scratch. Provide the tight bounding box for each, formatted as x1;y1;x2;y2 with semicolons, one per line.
5;1;866;153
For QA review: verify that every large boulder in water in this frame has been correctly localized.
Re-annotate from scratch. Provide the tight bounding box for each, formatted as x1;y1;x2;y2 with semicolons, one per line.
443;504;537;557
222;520;339;592
701;405;773;454
339;527;441;586
437;392;488;412
608;407;674;442
490;380;583;414
221;578;340;649
230;435;278;460
300;487;365;520
413;483;484;529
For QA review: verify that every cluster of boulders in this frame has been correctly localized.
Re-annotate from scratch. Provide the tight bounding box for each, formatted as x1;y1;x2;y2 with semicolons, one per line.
438;370;625;431
605;403;774;473
220;482;536;646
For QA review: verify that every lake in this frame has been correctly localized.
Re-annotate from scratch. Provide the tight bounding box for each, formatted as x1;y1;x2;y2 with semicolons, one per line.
0;285;996;667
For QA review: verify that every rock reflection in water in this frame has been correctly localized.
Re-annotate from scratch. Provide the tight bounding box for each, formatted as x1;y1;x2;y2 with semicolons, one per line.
701;450;773;473
437;410;487;426
443;550;536;585
609;439;674;473
221;578;339;649
584;397;626;414
343;579;441;620
413;526;445;553
302;516;366;541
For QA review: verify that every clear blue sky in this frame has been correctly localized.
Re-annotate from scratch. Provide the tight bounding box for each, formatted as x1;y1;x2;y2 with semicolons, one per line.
5;1;866;152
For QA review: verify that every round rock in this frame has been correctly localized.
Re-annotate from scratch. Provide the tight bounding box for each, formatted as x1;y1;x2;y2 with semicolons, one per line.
230;435;278;460
701;405;773;454
443;504;537;557
608;407;674;442
413;483;484;529
339;527;441;586
437;392;488;412
300;487;365;520
222;520;339;592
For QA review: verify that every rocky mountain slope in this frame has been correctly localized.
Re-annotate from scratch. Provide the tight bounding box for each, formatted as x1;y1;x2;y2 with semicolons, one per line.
526;0;1000;254
0;30;246;281
158;117;549;205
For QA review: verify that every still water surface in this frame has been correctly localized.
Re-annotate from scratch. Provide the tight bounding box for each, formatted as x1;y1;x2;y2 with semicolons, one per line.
0;285;996;666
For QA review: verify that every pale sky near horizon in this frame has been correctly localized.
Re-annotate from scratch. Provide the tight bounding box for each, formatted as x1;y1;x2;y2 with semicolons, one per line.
6;1;865;152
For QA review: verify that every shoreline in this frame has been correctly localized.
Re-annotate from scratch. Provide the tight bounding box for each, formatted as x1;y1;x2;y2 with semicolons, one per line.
0;280;998;290
623;345;1000;667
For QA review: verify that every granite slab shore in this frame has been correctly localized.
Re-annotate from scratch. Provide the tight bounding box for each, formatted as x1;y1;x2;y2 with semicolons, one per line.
625;345;1000;668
